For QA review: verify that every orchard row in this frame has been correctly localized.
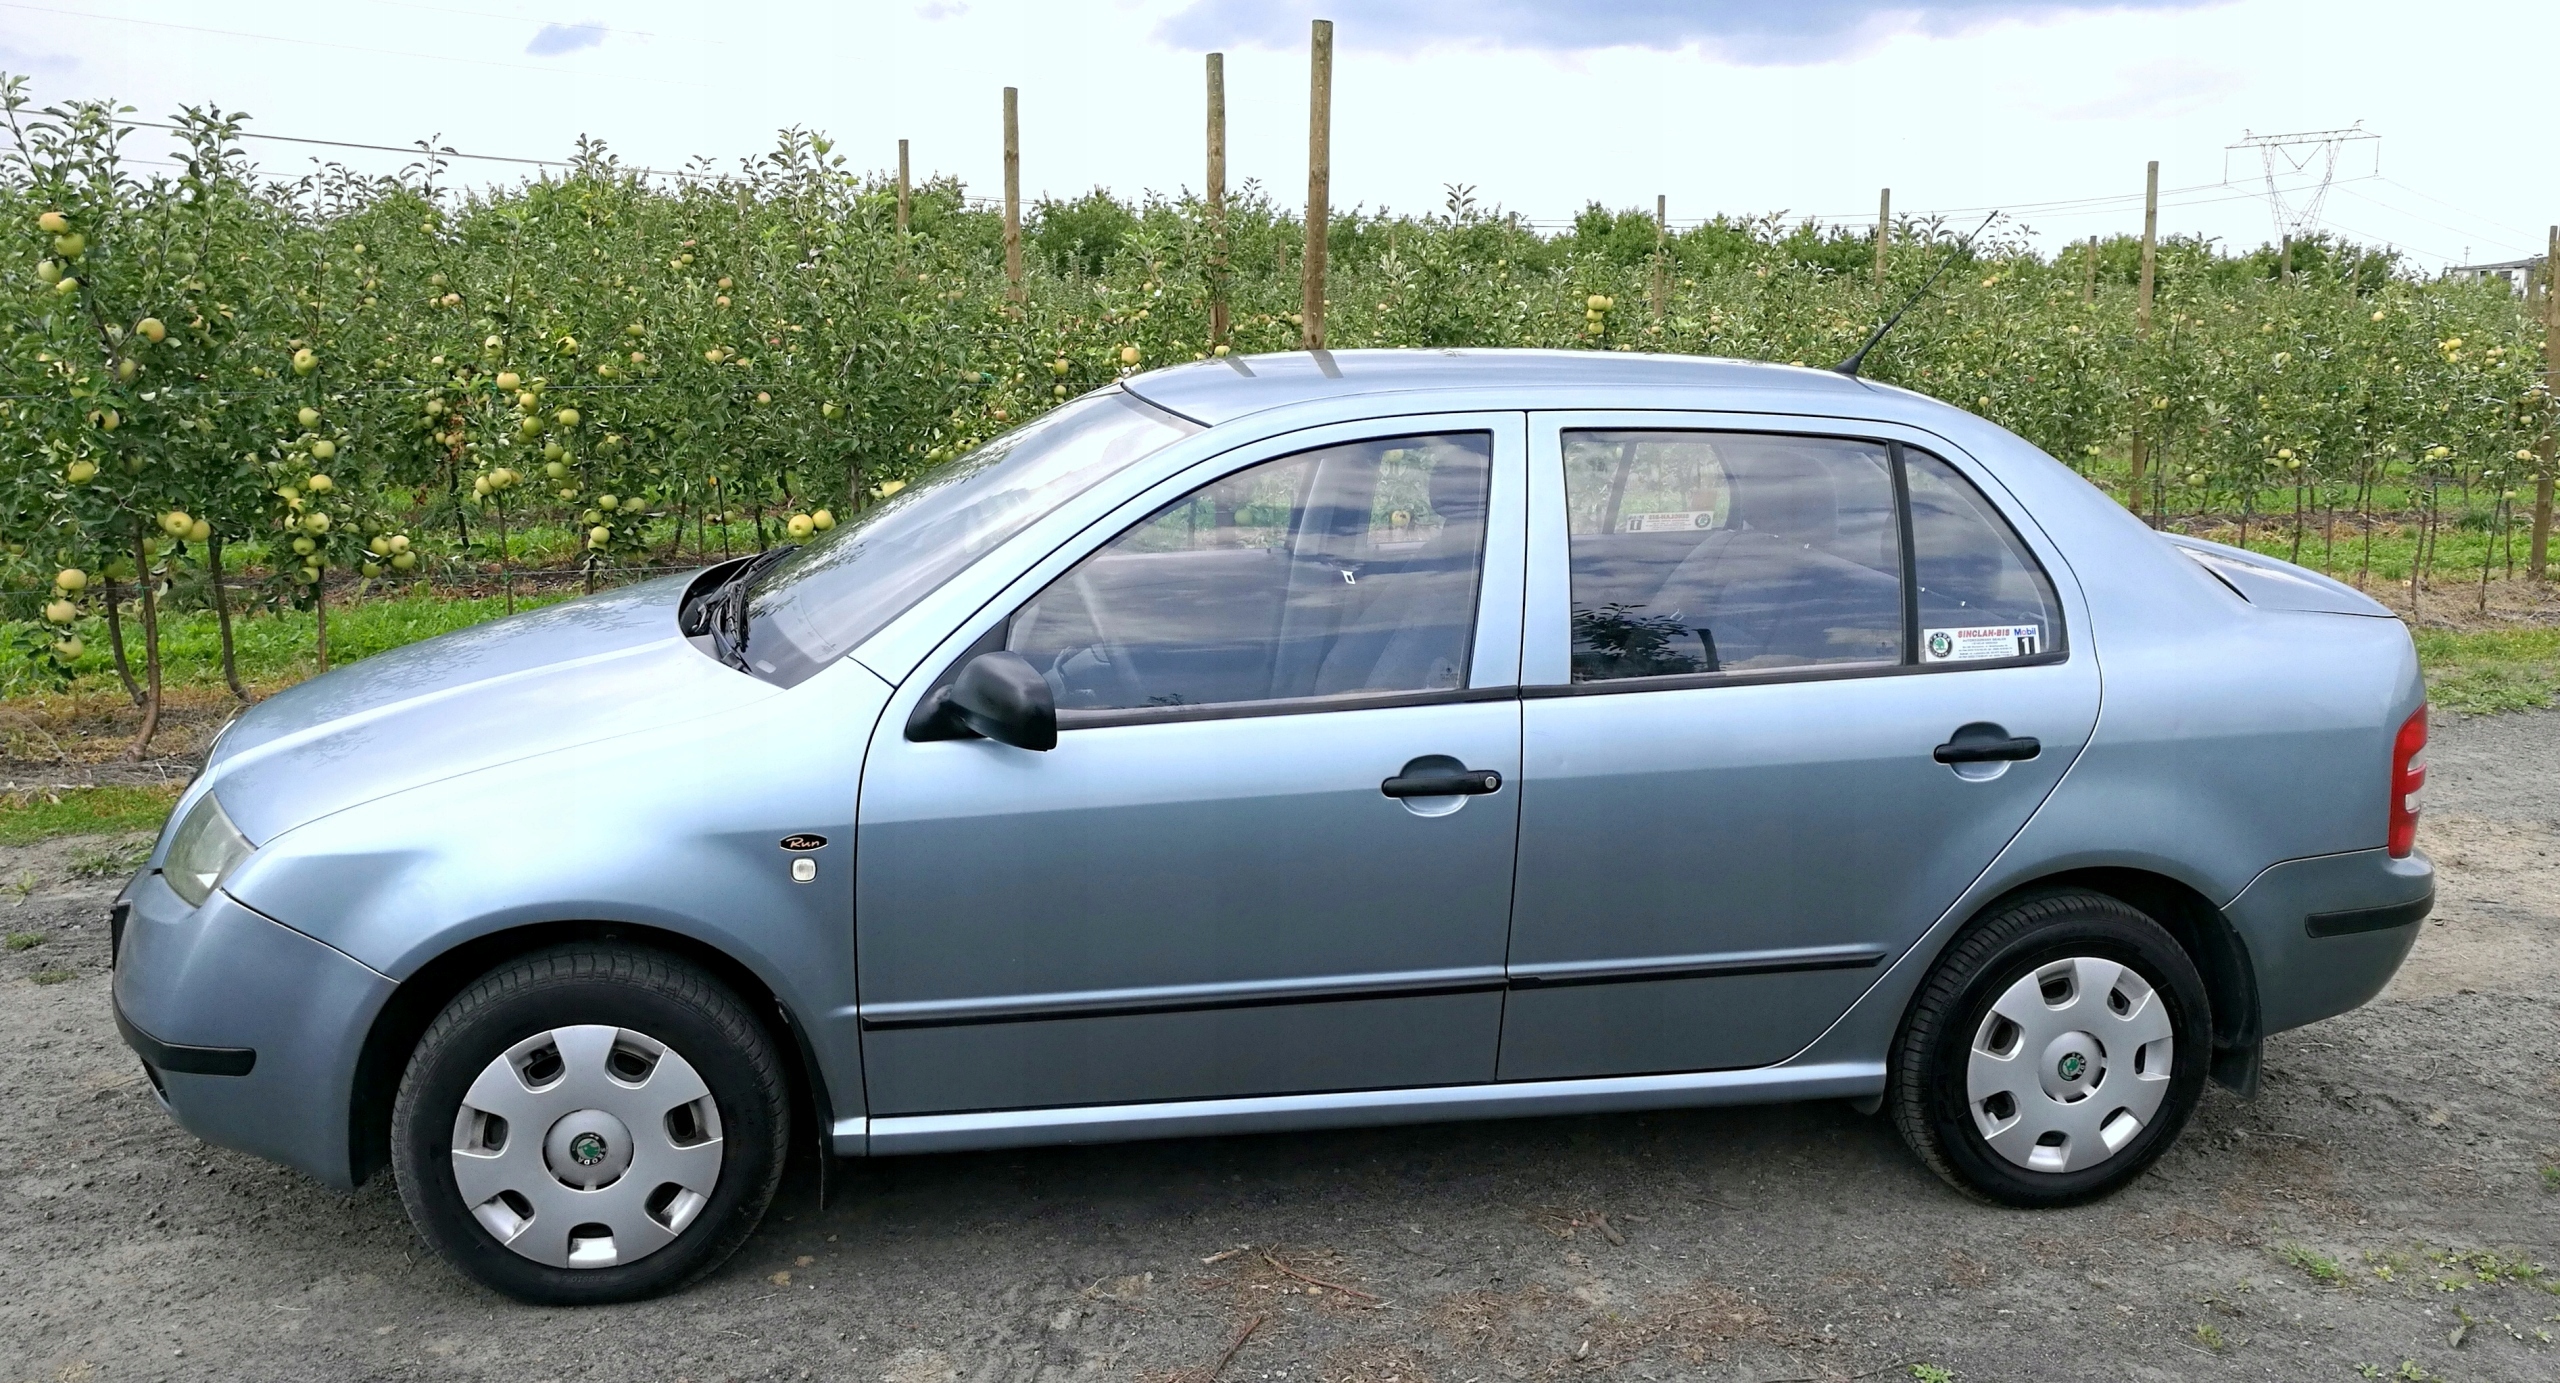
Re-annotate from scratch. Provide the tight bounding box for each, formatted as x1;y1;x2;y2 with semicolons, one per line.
1;79;2550;735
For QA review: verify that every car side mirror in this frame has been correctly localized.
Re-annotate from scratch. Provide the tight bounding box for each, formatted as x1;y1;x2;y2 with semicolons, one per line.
913;650;1057;751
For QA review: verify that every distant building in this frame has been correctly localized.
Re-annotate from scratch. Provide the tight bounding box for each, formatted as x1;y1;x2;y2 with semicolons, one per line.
2448;256;2543;296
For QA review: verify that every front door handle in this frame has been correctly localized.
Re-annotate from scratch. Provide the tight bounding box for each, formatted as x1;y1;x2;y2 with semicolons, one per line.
1382;759;1503;798
1934;722;2041;764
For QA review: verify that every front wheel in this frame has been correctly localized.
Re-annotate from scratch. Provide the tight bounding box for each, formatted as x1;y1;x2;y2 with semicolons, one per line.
390;945;788;1304
1890;890;2211;1207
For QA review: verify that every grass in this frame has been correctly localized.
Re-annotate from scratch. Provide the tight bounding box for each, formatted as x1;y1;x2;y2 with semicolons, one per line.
2278;1243;2346;1286
30;967;73;984
2416;628;2560;715
3;930;40;949
68;836;151;877
0;784;182;845
0;588;576;700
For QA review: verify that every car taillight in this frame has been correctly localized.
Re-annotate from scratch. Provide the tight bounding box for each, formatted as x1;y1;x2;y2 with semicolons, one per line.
2388;707;2426;858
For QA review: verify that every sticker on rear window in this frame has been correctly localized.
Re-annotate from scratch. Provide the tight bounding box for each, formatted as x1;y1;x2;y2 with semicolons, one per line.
1619;510;1715;533
1923;625;2043;662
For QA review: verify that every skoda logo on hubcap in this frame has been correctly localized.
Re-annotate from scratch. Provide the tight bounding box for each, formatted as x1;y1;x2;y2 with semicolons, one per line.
570;1131;610;1166
2057;1052;2087;1082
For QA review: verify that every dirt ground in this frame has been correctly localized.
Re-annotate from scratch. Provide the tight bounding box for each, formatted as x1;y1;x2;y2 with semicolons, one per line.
2;714;2555;1383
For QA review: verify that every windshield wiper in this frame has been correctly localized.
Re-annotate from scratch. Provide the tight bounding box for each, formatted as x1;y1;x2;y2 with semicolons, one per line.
682;545;799;672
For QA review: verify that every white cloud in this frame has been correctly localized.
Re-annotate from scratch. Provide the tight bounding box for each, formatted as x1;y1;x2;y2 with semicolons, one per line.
525;22;607;57
1159;0;2228;65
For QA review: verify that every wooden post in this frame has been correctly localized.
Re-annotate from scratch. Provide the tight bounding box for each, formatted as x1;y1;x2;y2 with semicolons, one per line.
896;138;911;239
1302;18;1332;351
1652;194;1668;322
1002;87;1024;303
2128;160;2159;502
1874;187;1891;288
2136;161;2159;335
1207;52;1229;351
2280;232;2293;283
2530;223;2557;580
2083;235;2097;303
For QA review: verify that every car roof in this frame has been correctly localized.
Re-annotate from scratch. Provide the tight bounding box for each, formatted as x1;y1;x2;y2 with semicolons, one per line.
1120;348;1878;426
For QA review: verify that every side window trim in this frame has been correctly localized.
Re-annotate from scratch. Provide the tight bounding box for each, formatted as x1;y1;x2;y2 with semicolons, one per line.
1057;682;1520;731
1889;440;1924;669
1525;419;2068;698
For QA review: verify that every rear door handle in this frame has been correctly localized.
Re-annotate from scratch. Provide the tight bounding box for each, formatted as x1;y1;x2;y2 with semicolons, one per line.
1934;723;2041;764
1382;762;1503;798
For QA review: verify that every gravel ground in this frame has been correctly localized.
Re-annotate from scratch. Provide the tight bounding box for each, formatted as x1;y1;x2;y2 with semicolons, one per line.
4;713;2556;1383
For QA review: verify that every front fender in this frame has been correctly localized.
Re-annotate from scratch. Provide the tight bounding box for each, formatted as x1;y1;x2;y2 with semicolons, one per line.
221;653;894;1124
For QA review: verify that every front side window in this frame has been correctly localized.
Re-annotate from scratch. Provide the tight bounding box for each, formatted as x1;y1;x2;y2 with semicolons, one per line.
742;390;1200;684
1009;433;1493;713
1564;431;1903;681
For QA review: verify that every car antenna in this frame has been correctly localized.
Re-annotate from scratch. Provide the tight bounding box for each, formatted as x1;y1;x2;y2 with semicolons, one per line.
1834;210;2000;378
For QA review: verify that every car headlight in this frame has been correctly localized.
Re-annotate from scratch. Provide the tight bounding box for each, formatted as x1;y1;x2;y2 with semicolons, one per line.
163;791;253;908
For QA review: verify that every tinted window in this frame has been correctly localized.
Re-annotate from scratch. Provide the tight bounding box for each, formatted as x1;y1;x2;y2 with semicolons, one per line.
1563;431;1903;681
1905;449;2062;663
1010;433;1492;711
743;390;1199;683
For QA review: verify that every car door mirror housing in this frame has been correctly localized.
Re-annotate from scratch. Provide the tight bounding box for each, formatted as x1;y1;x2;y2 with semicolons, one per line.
915;650;1057;750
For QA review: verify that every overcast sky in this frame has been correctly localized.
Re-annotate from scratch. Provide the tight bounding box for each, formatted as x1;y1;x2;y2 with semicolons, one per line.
0;1;2547;269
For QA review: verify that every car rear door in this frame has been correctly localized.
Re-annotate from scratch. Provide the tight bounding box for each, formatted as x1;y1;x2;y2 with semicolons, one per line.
1498;415;2101;1080
855;414;1528;1115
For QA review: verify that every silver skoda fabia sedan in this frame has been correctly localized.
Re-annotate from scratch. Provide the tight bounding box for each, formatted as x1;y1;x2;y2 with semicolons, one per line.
113;350;2433;1303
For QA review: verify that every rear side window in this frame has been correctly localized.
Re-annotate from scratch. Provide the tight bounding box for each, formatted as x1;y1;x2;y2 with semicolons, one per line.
1904;448;2063;663
1557;431;2061;685
1562;431;1903;681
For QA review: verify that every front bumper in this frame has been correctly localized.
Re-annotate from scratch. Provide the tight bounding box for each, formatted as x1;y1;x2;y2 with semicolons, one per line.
2224;846;2433;1036
111;870;396;1190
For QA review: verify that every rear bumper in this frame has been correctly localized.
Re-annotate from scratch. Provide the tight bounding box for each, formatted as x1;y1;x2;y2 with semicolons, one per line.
110;871;395;1190
2225;847;2432;1036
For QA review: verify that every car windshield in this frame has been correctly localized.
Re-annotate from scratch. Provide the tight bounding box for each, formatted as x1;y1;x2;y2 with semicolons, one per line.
740;389;1200;685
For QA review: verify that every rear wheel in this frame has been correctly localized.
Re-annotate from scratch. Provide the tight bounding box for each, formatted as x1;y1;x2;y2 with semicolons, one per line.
390;945;787;1304
1891;890;2210;1206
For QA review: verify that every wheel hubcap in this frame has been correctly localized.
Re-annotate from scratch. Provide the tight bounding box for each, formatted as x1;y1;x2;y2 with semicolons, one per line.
1965;957;2173;1174
450;1025;724;1269
543;1109;634;1190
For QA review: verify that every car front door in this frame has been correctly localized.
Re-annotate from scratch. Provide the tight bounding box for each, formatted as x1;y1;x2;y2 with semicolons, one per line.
1499;416;2102;1081
855;415;1527;1115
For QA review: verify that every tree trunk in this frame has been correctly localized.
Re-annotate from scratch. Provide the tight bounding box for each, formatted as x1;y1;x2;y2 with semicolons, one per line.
496;498;512;616
208;534;248;702
103;572;142;706
449;456;472;553
122;524;162;760
2479;496;2497;615
2355;467;2376;589
315;572;330;673
2532;465;2554;581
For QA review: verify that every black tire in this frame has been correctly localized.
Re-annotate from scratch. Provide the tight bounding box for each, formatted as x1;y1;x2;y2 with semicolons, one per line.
391;945;788;1304
1890;890;2210;1207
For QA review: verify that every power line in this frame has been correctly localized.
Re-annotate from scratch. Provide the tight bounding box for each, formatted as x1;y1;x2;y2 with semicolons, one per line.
2331;184;2533;262
120;118;685;180
2370;176;2542;246
0;1;705;87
